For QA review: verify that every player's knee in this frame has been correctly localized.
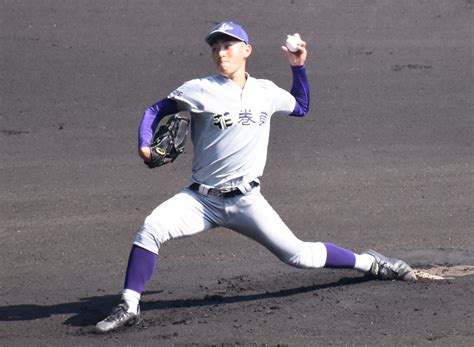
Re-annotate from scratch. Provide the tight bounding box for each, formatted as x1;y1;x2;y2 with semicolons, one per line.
147;221;172;245
134;228;160;254
282;241;326;269
135;216;172;253
282;252;309;269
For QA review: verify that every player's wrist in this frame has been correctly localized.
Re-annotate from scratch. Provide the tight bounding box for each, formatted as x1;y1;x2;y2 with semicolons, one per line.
138;147;152;161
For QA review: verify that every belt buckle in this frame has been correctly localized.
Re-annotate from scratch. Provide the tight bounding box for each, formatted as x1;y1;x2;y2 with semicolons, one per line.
218;186;234;197
207;188;227;198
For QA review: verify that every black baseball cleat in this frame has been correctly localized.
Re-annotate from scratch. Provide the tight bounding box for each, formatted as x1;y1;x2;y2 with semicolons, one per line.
363;250;417;281
95;301;140;333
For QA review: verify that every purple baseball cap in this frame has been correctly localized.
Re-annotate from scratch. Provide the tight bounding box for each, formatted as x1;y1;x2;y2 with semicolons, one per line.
205;21;249;45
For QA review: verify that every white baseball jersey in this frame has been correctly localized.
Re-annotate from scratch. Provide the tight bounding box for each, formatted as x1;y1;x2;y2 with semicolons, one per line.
168;74;296;188
135;70;329;272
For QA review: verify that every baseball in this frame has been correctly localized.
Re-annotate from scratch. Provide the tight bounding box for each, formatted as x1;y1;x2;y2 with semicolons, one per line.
285;35;300;52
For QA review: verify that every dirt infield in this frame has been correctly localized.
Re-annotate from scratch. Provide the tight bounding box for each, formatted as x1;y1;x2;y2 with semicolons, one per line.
1;0;473;345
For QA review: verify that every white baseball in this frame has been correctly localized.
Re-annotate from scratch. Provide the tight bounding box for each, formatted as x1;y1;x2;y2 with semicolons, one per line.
285;35;300;52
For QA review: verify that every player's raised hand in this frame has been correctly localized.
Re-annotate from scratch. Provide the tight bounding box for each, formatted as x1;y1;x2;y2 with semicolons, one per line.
281;33;307;67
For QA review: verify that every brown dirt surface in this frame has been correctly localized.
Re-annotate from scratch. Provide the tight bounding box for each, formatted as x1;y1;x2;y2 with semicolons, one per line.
1;0;473;345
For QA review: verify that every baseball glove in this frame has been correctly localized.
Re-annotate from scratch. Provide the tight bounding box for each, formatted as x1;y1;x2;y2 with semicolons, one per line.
145;113;190;169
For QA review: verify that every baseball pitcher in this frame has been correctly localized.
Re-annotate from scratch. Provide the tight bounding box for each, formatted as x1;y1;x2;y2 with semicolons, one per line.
96;22;416;333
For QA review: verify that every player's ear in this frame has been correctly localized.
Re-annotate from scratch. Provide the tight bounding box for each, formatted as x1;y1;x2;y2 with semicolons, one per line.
244;43;252;58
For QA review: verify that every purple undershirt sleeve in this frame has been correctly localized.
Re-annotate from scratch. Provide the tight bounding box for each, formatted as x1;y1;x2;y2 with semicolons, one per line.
289;65;310;117
138;98;179;148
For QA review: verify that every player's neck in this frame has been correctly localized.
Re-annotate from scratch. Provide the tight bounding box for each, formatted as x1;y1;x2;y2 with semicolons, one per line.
227;70;247;89
219;62;248;89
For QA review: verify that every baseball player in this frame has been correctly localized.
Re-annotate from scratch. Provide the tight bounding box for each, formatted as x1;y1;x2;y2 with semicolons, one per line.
96;22;416;333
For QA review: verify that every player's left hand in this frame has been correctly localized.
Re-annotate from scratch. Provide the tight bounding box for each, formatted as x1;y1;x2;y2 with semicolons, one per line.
281;33;307;67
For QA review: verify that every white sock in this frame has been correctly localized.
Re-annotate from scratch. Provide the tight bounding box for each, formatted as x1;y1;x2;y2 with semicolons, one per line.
122;289;140;314
354;253;375;273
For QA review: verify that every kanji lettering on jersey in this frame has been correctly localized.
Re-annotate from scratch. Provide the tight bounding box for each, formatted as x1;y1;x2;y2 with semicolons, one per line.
238;109;255;125
213;112;233;130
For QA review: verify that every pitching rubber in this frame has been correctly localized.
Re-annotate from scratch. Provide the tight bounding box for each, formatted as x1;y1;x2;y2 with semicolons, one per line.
413;270;446;280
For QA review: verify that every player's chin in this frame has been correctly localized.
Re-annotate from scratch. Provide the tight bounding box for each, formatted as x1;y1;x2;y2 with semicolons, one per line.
216;64;231;75
217;69;231;79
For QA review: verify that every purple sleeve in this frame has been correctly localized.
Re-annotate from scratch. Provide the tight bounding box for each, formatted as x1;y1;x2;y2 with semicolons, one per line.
289;65;310;117
138;98;179;147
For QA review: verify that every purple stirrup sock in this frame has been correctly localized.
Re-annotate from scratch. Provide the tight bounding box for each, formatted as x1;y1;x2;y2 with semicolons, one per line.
124;245;157;294
324;243;356;269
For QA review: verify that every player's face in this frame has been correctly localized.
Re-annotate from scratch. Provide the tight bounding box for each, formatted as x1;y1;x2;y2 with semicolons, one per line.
211;38;252;79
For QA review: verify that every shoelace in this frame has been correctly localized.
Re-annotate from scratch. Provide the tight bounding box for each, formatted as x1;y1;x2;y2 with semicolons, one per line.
105;305;128;322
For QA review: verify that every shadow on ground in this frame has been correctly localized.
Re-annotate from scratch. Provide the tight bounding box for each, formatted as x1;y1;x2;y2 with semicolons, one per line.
0;276;369;327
